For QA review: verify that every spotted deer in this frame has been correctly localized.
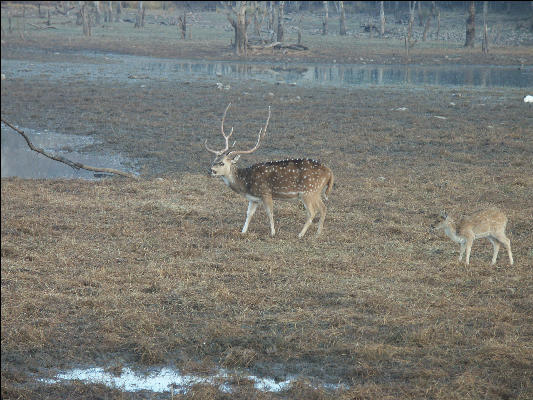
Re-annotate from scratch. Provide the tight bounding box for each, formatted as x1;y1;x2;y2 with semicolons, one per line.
205;103;334;238
432;207;514;266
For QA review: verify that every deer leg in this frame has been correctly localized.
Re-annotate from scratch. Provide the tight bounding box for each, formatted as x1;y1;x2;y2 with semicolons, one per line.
459;242;466;262
494;232;513;265
299;195;317;238
465;238;474;265
242;201;259;233
315;197;327;236
262;194;275;236
488;237;500;265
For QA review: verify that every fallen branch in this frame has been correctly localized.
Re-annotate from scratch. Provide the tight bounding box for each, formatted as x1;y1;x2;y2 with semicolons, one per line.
1;118;137;179
29;22;57;30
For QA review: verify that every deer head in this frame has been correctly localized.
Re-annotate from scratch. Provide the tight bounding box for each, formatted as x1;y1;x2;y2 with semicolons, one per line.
205;103;270;179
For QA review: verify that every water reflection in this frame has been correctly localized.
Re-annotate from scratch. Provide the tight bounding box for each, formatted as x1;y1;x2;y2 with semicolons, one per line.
156;60;532;88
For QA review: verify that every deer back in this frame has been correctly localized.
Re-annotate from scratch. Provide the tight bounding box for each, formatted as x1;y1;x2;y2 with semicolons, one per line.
236;159;332;199
459;207;508;236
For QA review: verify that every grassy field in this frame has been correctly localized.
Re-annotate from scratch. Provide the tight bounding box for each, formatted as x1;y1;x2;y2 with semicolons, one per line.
2;2;533;399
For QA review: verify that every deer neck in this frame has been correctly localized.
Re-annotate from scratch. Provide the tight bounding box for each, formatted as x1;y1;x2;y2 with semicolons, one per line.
222;165;248;194
443;223;465;244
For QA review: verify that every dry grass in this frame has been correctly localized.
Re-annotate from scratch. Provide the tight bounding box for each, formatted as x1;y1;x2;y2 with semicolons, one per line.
2;3;533;400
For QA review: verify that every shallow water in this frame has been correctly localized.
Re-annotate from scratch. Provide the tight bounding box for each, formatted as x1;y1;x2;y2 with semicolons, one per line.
1;123;134;179
2;51;532;88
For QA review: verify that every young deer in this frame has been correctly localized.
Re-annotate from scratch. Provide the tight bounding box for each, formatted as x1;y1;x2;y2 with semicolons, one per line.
205;103;334;238
433;207;514;266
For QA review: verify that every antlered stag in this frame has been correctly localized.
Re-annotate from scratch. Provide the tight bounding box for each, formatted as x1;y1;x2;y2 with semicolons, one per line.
205;103;334;238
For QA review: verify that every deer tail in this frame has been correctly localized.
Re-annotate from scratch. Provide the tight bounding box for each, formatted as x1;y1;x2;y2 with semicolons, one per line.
324;169;334;200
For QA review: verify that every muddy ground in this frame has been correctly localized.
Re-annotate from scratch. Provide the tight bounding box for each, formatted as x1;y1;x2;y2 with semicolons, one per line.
2;3;533;400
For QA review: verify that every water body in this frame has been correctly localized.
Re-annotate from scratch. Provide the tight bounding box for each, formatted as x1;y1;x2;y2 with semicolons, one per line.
2;52;532;88
1;123;134;179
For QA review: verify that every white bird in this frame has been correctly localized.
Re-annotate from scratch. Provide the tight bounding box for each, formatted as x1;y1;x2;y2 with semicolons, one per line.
524;95;533;103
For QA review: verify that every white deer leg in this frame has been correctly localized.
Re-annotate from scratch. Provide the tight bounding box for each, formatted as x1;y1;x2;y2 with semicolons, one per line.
465;238;473;265
242;201;259;233
262;195;275;236
494;232;513;265
488;237;500;265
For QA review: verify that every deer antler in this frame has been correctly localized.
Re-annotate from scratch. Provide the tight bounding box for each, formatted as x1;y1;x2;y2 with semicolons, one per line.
204;103;235;156
227;106;271;158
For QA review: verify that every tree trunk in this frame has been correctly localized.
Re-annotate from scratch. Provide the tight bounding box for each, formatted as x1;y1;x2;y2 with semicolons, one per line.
379;1;385;37
227;2;249;56
465;1;475;48
297;14;303;45
94;1;101;25
339;1;346;36
405;1;417;59
81;3;91;36
322;1;328;35
115;1;121;22
268;1;274;32
277;1;284;42
482;1;489;54
178;12;186;39
134;1;143;28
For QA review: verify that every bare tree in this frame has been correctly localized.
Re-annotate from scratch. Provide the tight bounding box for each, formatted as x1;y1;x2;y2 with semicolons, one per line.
93;1;101;25
379;1;385;37
339;1;346;36
178;11;187;39
79;1;91;36
405;1;417;59
322;1;328;35
134;1;145;29
225;1;250;56
433;1;440;40
482;1;489;54
115;1;121;22
277;1;285;42
465;1;475;47
297;13;303;45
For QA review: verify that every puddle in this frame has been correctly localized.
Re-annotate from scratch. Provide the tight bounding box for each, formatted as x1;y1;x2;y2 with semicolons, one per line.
40;366;340;394
2;52;531;88
1;123;135;179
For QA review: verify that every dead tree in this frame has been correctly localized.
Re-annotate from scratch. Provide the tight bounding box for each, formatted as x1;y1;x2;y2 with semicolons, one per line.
80;1;91;36
405;1;417;60
115;1;121;22
465;1;475;48
322;1;328;35
433;1;440;40
379;1;385;37
277;1;284;42
225;1;250;56
297;13;303;45
94;1;101;25
339;1;346;36
178;12;187;39
482;1;489;54
134;1;145;29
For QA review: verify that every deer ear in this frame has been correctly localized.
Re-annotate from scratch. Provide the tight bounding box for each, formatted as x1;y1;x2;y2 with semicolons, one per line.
440;210;448;219
231;155;241;163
